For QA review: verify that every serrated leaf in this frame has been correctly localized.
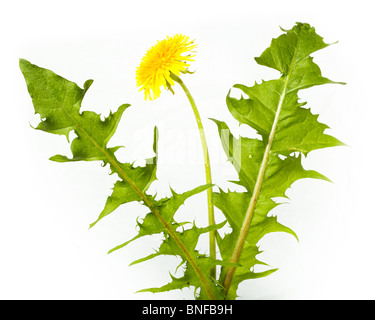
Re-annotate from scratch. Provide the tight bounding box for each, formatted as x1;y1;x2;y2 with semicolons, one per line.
20;59;222;300
211;22;344;299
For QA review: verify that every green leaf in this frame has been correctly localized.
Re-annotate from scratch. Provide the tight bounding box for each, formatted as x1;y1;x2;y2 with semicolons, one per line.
211;22;344;299
20;59;128;158
20;58;159;227
20;59;222;300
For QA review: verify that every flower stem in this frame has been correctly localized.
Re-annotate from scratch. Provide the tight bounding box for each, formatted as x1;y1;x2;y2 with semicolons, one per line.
171;73;216;277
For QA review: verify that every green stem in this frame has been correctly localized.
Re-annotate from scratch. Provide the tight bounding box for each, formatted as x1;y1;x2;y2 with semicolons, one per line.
171;73;216;277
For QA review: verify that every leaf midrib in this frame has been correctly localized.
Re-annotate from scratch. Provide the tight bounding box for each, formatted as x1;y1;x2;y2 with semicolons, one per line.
222;40;299;298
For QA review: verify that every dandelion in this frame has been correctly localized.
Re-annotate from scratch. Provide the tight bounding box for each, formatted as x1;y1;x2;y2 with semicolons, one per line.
136;34;196;100
137;35;216;273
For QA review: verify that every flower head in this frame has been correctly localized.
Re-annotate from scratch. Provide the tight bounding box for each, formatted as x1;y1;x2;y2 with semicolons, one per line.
136;34;196;100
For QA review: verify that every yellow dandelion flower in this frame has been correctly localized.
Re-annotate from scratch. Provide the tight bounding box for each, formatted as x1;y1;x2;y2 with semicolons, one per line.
136;34;196;100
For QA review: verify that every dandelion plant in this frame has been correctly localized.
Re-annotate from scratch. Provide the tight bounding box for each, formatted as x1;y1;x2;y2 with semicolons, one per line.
20;22;343;300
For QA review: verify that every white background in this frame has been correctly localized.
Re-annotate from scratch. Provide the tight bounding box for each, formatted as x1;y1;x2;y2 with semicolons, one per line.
1;0;374;300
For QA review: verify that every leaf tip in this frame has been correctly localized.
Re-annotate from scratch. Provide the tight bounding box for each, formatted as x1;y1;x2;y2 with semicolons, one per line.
107;248;115;255
19;58;31;70
83;79;94;90
19;58;27;66
88;218;100;230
